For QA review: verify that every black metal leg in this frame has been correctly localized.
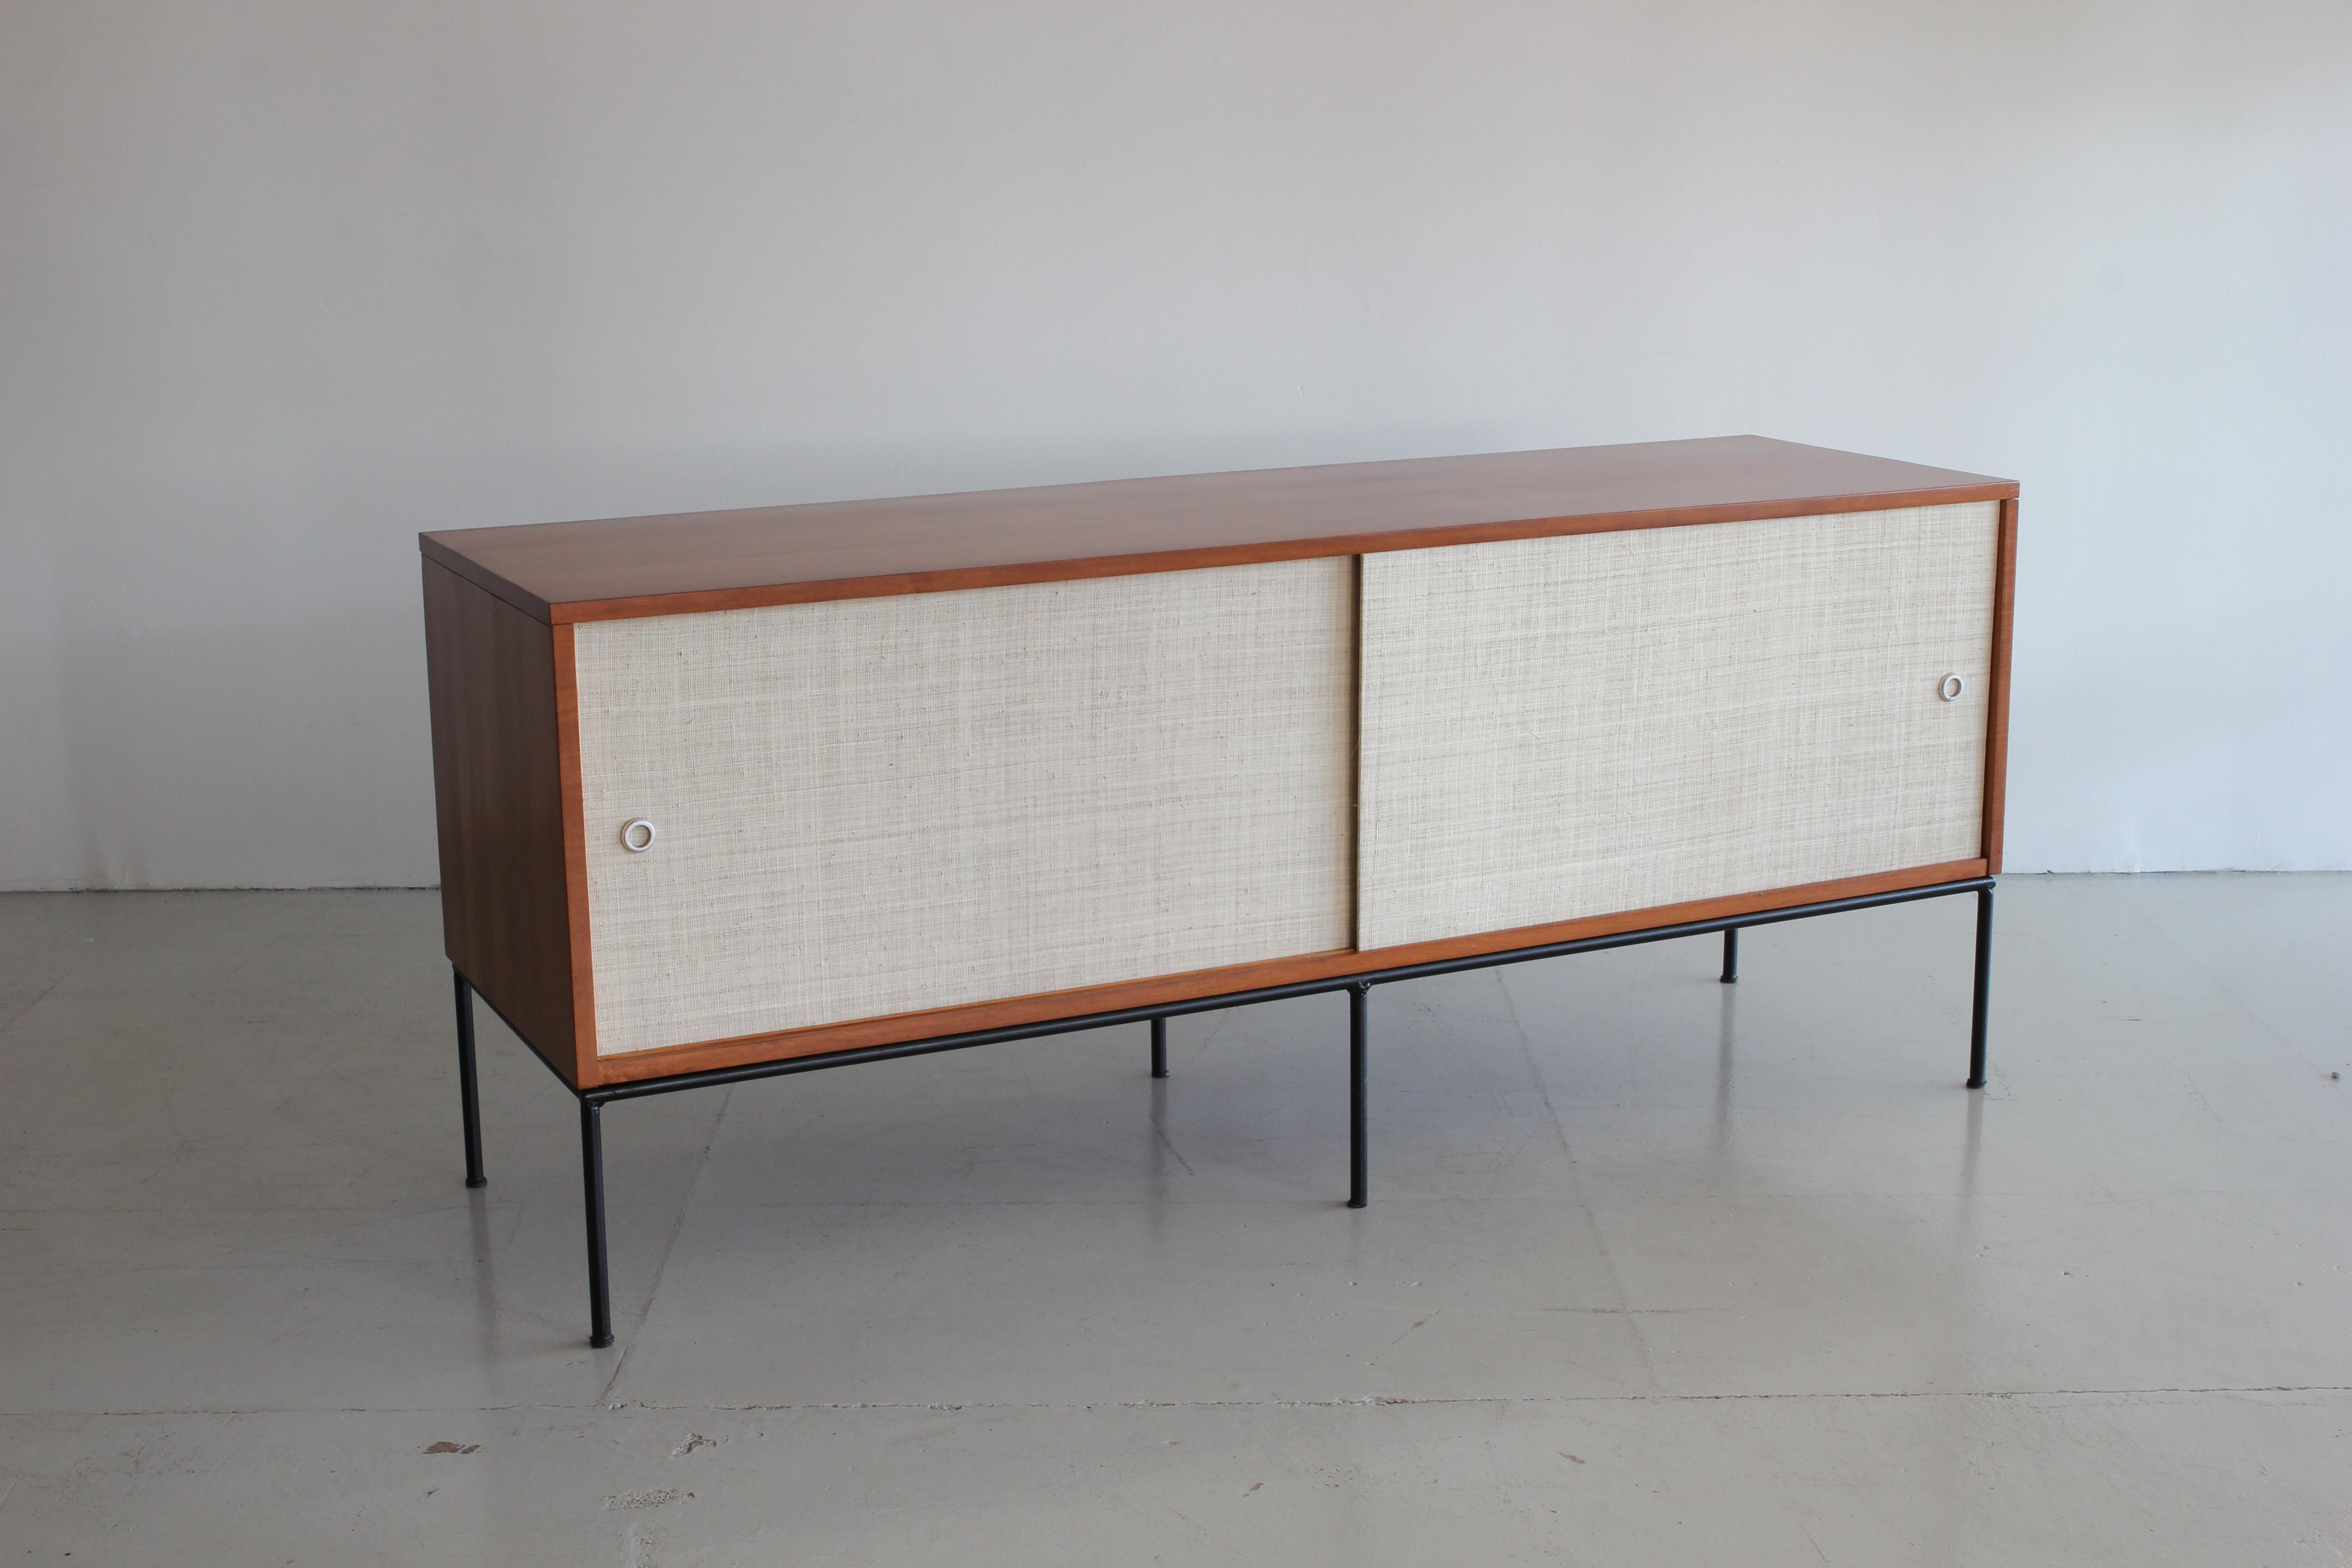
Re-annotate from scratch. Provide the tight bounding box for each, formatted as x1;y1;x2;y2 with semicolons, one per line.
1719;927;1739;984
1967;886;1994;1089
1150;1016;1169;1078
454;970;486;1189
455;875;1989;1342
1348;982;1370;1209
580;1098;614;1348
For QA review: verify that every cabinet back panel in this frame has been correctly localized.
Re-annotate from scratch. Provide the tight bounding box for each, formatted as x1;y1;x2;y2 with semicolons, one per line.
1358;503;1999;950
573;558;1356;1055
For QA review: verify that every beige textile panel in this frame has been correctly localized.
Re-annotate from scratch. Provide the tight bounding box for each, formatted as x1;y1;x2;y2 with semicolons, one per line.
1357;502;2000;951
573;558;1357;1056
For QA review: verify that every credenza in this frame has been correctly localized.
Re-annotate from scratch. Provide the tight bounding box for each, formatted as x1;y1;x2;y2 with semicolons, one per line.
421;435;2018;1347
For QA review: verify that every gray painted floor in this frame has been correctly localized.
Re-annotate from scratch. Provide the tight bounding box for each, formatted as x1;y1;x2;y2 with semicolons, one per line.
0;875;2346;1564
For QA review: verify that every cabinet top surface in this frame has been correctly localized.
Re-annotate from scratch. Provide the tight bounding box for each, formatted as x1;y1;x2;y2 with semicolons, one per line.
421;435;2016;624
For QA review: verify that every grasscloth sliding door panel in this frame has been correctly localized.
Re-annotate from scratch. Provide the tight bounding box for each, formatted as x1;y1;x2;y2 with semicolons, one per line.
573;558;1356;1056
1358;503;1999;951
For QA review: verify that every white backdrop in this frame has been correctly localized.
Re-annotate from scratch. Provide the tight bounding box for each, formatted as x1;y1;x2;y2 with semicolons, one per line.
3;0;2347;889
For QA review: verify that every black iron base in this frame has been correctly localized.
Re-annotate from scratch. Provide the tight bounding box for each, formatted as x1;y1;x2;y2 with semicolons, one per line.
1969;885;1994;1089
452;876;1996;1348
453;973;486;1190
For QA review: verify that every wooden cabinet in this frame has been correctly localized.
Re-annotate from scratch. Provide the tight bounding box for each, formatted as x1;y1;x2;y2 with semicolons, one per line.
423;433;2018;1345
423;434;2016;1093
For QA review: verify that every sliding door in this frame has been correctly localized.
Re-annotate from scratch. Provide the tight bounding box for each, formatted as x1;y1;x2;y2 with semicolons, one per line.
1357;503;1999;950
573;558;1357;1055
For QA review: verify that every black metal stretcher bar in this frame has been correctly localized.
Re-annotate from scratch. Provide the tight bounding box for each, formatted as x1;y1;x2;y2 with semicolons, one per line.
454;876;1995;1348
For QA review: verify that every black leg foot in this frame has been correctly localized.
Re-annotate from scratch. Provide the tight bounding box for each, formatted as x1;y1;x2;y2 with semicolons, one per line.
455;970;486;1189
1967;886;1994;1089
581;1098;614;1348
1150;1015;1168;1078
1348;982;1369;1209
1719;926;1739;984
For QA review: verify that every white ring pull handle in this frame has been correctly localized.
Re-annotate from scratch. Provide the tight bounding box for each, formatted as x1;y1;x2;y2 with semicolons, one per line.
1940;674;1965;702
621;818;658;853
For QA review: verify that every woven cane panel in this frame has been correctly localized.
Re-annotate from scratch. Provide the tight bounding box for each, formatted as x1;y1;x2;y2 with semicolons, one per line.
573;558;1355;1056
1357;503;1999;951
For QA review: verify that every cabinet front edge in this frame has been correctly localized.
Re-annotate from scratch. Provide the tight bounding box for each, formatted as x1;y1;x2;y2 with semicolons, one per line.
552;622;603;1086
1981;498;2020;874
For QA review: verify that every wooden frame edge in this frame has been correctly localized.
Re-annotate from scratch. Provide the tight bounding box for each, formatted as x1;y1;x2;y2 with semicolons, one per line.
420;533;552;625
1348;552;1365;954
587;858;1988;1085
542;482;2021;624
1982;498;2019;874
420;555;468;977
552;622;603;1087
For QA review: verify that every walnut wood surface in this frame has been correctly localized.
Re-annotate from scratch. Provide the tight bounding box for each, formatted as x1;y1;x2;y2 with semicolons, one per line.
421;436;2018;625
422;560;579;1085
590;858;1987;1085
1981;498;2020;874
551;624;602;1083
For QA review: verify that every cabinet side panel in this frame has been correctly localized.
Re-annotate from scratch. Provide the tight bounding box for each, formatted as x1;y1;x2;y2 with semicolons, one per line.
573;557;1356;1056
1359;503;1999;950
422;558;578;1079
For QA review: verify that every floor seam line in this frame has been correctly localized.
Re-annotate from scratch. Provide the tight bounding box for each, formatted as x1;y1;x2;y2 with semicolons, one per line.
1494;962;1663;1396
20;1385;2351;1420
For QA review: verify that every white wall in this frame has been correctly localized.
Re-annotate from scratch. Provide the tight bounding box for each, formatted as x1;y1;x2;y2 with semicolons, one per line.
3;0;2347;889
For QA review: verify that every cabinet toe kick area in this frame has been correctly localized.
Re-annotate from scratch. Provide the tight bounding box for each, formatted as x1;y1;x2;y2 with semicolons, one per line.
421;434;2018;1347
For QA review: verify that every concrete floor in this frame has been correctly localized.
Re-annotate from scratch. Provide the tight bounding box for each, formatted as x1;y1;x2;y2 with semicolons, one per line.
0;876;2346;1564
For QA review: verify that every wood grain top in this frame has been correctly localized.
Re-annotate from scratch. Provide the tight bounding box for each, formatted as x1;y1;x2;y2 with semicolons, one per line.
420;435;2017;625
